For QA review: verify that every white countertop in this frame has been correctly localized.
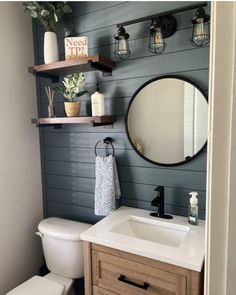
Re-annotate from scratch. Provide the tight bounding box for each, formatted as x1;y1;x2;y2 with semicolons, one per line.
80;206;205;272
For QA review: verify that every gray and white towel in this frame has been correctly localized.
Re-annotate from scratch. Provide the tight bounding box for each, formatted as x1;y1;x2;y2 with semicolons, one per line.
95;155;121;216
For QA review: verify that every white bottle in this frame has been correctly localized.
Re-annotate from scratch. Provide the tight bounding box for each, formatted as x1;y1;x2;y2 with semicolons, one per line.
188;191;199;225
91;84;105;116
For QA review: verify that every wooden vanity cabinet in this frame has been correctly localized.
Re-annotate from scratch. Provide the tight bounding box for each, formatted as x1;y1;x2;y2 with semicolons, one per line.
83;242;203;295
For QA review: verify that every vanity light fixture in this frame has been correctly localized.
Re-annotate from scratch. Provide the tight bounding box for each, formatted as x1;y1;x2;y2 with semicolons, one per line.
148;16;177;55
114;26;130;60
148;18;166;54
190;7;210;47
114;2;209;60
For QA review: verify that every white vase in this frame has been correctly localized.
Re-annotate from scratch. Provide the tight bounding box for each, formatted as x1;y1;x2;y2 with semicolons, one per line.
44;31;59;64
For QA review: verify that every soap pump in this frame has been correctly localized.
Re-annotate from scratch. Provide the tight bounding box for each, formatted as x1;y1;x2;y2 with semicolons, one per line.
91;84;105;116
188;191;199;225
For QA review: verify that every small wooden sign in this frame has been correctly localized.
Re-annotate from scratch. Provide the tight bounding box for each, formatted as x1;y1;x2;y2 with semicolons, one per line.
65;36;88;60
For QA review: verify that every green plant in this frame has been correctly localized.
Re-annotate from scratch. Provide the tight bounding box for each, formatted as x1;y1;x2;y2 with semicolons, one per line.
54;73;87;102
23;2;72;32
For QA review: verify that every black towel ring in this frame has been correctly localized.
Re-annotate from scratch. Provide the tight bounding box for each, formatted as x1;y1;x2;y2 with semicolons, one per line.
94;137;115;156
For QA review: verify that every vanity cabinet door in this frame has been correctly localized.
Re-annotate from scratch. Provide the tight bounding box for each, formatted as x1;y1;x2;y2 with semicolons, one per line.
92;250;187;295
93;286;118;295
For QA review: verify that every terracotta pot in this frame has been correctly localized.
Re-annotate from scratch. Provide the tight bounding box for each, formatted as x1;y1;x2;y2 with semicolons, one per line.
64;102;81;117
44;31;59;64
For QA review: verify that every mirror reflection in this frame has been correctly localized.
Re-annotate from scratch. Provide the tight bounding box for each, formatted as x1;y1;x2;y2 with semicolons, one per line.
126;77;208;166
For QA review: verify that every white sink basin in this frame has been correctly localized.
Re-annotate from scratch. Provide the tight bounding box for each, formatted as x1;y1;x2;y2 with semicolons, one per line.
110;216;189;247
80;207;205;271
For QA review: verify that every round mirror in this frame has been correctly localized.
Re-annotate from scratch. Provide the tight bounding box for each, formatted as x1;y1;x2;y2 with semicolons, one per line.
126;76;208;166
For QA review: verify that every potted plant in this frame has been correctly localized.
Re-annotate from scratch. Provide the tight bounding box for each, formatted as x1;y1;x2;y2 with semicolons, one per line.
23;2;72;64
54;73;87;117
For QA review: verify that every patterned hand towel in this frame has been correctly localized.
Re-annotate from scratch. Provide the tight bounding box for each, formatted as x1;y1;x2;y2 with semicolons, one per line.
95;155;121;216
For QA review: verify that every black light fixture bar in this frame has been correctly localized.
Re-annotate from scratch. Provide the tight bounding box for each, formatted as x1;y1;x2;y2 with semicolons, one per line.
116;2;208;28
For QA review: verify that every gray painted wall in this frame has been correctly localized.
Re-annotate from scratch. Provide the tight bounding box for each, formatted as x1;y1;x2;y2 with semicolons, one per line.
33;1;209;224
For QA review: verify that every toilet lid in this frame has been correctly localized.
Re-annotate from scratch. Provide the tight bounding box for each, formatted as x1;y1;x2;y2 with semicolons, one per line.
6;276;64;295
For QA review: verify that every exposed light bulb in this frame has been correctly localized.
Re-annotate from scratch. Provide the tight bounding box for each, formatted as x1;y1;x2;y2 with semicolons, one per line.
193;18;206;42
118;38;128;54
153;28;165;48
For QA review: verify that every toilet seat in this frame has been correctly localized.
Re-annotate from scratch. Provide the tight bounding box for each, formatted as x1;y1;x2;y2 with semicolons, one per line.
6;276;64;295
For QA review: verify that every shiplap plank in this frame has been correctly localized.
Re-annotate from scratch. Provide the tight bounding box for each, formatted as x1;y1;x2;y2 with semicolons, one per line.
46;174;95;193
104;48;209;82
67;1;124;17
46;185;205;210
43;132;131;149
45;160;206;190
47;187;94;208
120;182;206;209
47;201;101;224
118;165;206;190
44;146;207;171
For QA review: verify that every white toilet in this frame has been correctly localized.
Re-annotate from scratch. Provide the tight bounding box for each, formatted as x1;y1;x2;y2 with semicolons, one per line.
7;217;91;295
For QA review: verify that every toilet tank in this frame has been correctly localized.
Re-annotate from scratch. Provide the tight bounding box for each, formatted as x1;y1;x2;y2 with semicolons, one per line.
38;217;91;279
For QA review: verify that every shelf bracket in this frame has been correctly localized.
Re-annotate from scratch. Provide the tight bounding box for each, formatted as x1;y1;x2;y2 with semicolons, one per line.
89;120;114;127
28;67;59;83
90;120;95;127
87;60;113;77
102;71;112;77
53;124;62;129
35;124;62;129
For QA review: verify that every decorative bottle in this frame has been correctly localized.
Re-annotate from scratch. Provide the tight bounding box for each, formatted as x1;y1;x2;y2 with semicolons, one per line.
188;191;199;225
91;84;105;116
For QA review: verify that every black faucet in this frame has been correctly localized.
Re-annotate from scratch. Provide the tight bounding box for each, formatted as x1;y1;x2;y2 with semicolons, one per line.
150;186;173;219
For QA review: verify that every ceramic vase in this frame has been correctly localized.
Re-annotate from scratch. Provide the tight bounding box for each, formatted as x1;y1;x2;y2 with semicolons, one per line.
44;31;59;64
64;102;81;117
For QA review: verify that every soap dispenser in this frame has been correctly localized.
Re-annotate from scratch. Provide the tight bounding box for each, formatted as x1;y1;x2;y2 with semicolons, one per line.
91;84;105;116
188;191;199;225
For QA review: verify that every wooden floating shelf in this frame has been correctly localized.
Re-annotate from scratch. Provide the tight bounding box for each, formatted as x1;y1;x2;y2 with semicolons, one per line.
28;55;115;81
31;116;116;127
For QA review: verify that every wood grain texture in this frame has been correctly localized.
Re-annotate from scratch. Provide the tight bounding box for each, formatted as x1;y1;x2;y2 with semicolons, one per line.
93;286;118;295
89;243;203;295
31;116;116;126
30;55;115;77
84;241;93;295
92;249;187;295
33;1;210;222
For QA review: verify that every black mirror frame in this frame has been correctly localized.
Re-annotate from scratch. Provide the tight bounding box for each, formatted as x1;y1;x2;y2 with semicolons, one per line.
125;75;208;167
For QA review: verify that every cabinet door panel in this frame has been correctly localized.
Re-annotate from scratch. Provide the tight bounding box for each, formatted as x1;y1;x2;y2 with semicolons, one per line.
93;286;119;295
92;250;186;295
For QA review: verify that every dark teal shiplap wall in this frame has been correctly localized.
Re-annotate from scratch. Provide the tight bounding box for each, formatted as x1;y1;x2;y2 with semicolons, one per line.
33;1;210;224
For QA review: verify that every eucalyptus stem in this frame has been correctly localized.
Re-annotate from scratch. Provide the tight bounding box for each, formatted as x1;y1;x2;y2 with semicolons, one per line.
23;2;72;32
